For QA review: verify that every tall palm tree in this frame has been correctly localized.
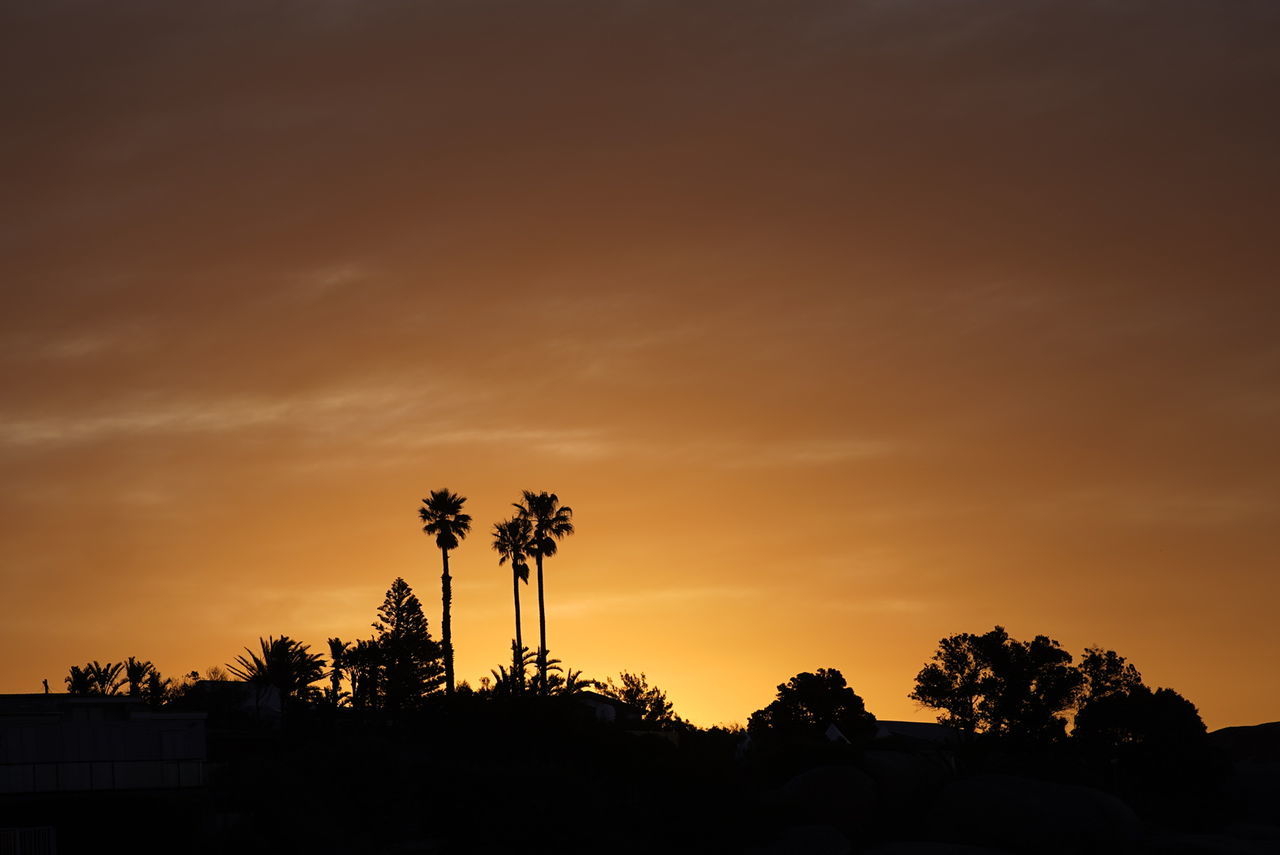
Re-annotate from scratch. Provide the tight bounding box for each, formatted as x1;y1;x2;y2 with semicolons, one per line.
418;490;472;696
492;516;533;689
514;490;574;692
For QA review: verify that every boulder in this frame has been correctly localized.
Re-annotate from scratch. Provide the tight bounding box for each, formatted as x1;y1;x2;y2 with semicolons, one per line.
1145;830;1280;854
860;749;954;811
779;764;879;827
1225;760;1280;827
928;773;1142;854
746;824;851;855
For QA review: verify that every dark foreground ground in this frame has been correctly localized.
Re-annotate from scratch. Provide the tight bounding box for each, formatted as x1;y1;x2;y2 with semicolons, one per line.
3;699;1279;854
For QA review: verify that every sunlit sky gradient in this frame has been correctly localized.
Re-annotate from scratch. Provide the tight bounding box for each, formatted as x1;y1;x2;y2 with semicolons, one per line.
3;1;1279;728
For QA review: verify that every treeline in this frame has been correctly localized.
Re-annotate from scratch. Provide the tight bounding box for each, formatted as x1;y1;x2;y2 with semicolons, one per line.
60;573;682;723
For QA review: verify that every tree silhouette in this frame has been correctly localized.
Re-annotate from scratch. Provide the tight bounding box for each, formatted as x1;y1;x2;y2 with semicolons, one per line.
514;490;574;693
599;671;678;724
326;637;351;707
85;660;125;696
143;669;172;708
748;668;877;742
1074;684;1206;748
226;636;326;705
909;626;1082;741
1077;647;1144;705
1073;679;1211;821
345;638;383;710
122;657;154;696
419;489;472;696
492;516;533;691
371;577;443;713
487;644;538;698
65;665;95;696
541;652;597;697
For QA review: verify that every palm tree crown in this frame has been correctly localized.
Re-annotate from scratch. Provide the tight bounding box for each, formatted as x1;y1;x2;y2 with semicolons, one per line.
492;516;533;583
515;490;574;558
227;636;326;704
419;489;472;549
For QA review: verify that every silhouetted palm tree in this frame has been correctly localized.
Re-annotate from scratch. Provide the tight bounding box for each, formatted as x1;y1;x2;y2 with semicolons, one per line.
123;657;154;696
492;516;533;689
514;491;574;692
547;662;597;696
327;637;350;707
86;660;124;696
143;670;172;708
488;644;538;697
345;638;383;711
65;665;94;696
227;636;326;705
419;489;472;696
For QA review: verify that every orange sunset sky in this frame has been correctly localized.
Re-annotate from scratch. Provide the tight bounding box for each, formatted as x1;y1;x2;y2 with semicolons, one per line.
2;1;1278;729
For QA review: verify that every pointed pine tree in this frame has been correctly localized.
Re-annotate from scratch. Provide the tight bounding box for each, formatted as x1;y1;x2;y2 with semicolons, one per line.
372;577;443;713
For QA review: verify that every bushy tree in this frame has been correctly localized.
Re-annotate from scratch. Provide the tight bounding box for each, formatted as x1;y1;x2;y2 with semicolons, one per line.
1077;647;1144;704
909;626;1082;741
1071;649;1205;750
749;668;877;742
599;672;679;724
1074;685;1206;748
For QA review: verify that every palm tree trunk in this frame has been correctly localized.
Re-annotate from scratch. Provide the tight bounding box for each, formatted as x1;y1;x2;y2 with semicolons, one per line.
441;547;454;695
513;570;524;691
535;552;547;693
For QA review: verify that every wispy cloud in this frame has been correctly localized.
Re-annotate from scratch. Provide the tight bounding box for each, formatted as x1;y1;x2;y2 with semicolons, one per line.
0;387;410;447
820;597;933;615
717;437;896;468
1022;487;1280;527
550;585;764;619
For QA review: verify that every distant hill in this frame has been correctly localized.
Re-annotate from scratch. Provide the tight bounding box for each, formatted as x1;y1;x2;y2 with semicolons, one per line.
1209;721;1280;762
